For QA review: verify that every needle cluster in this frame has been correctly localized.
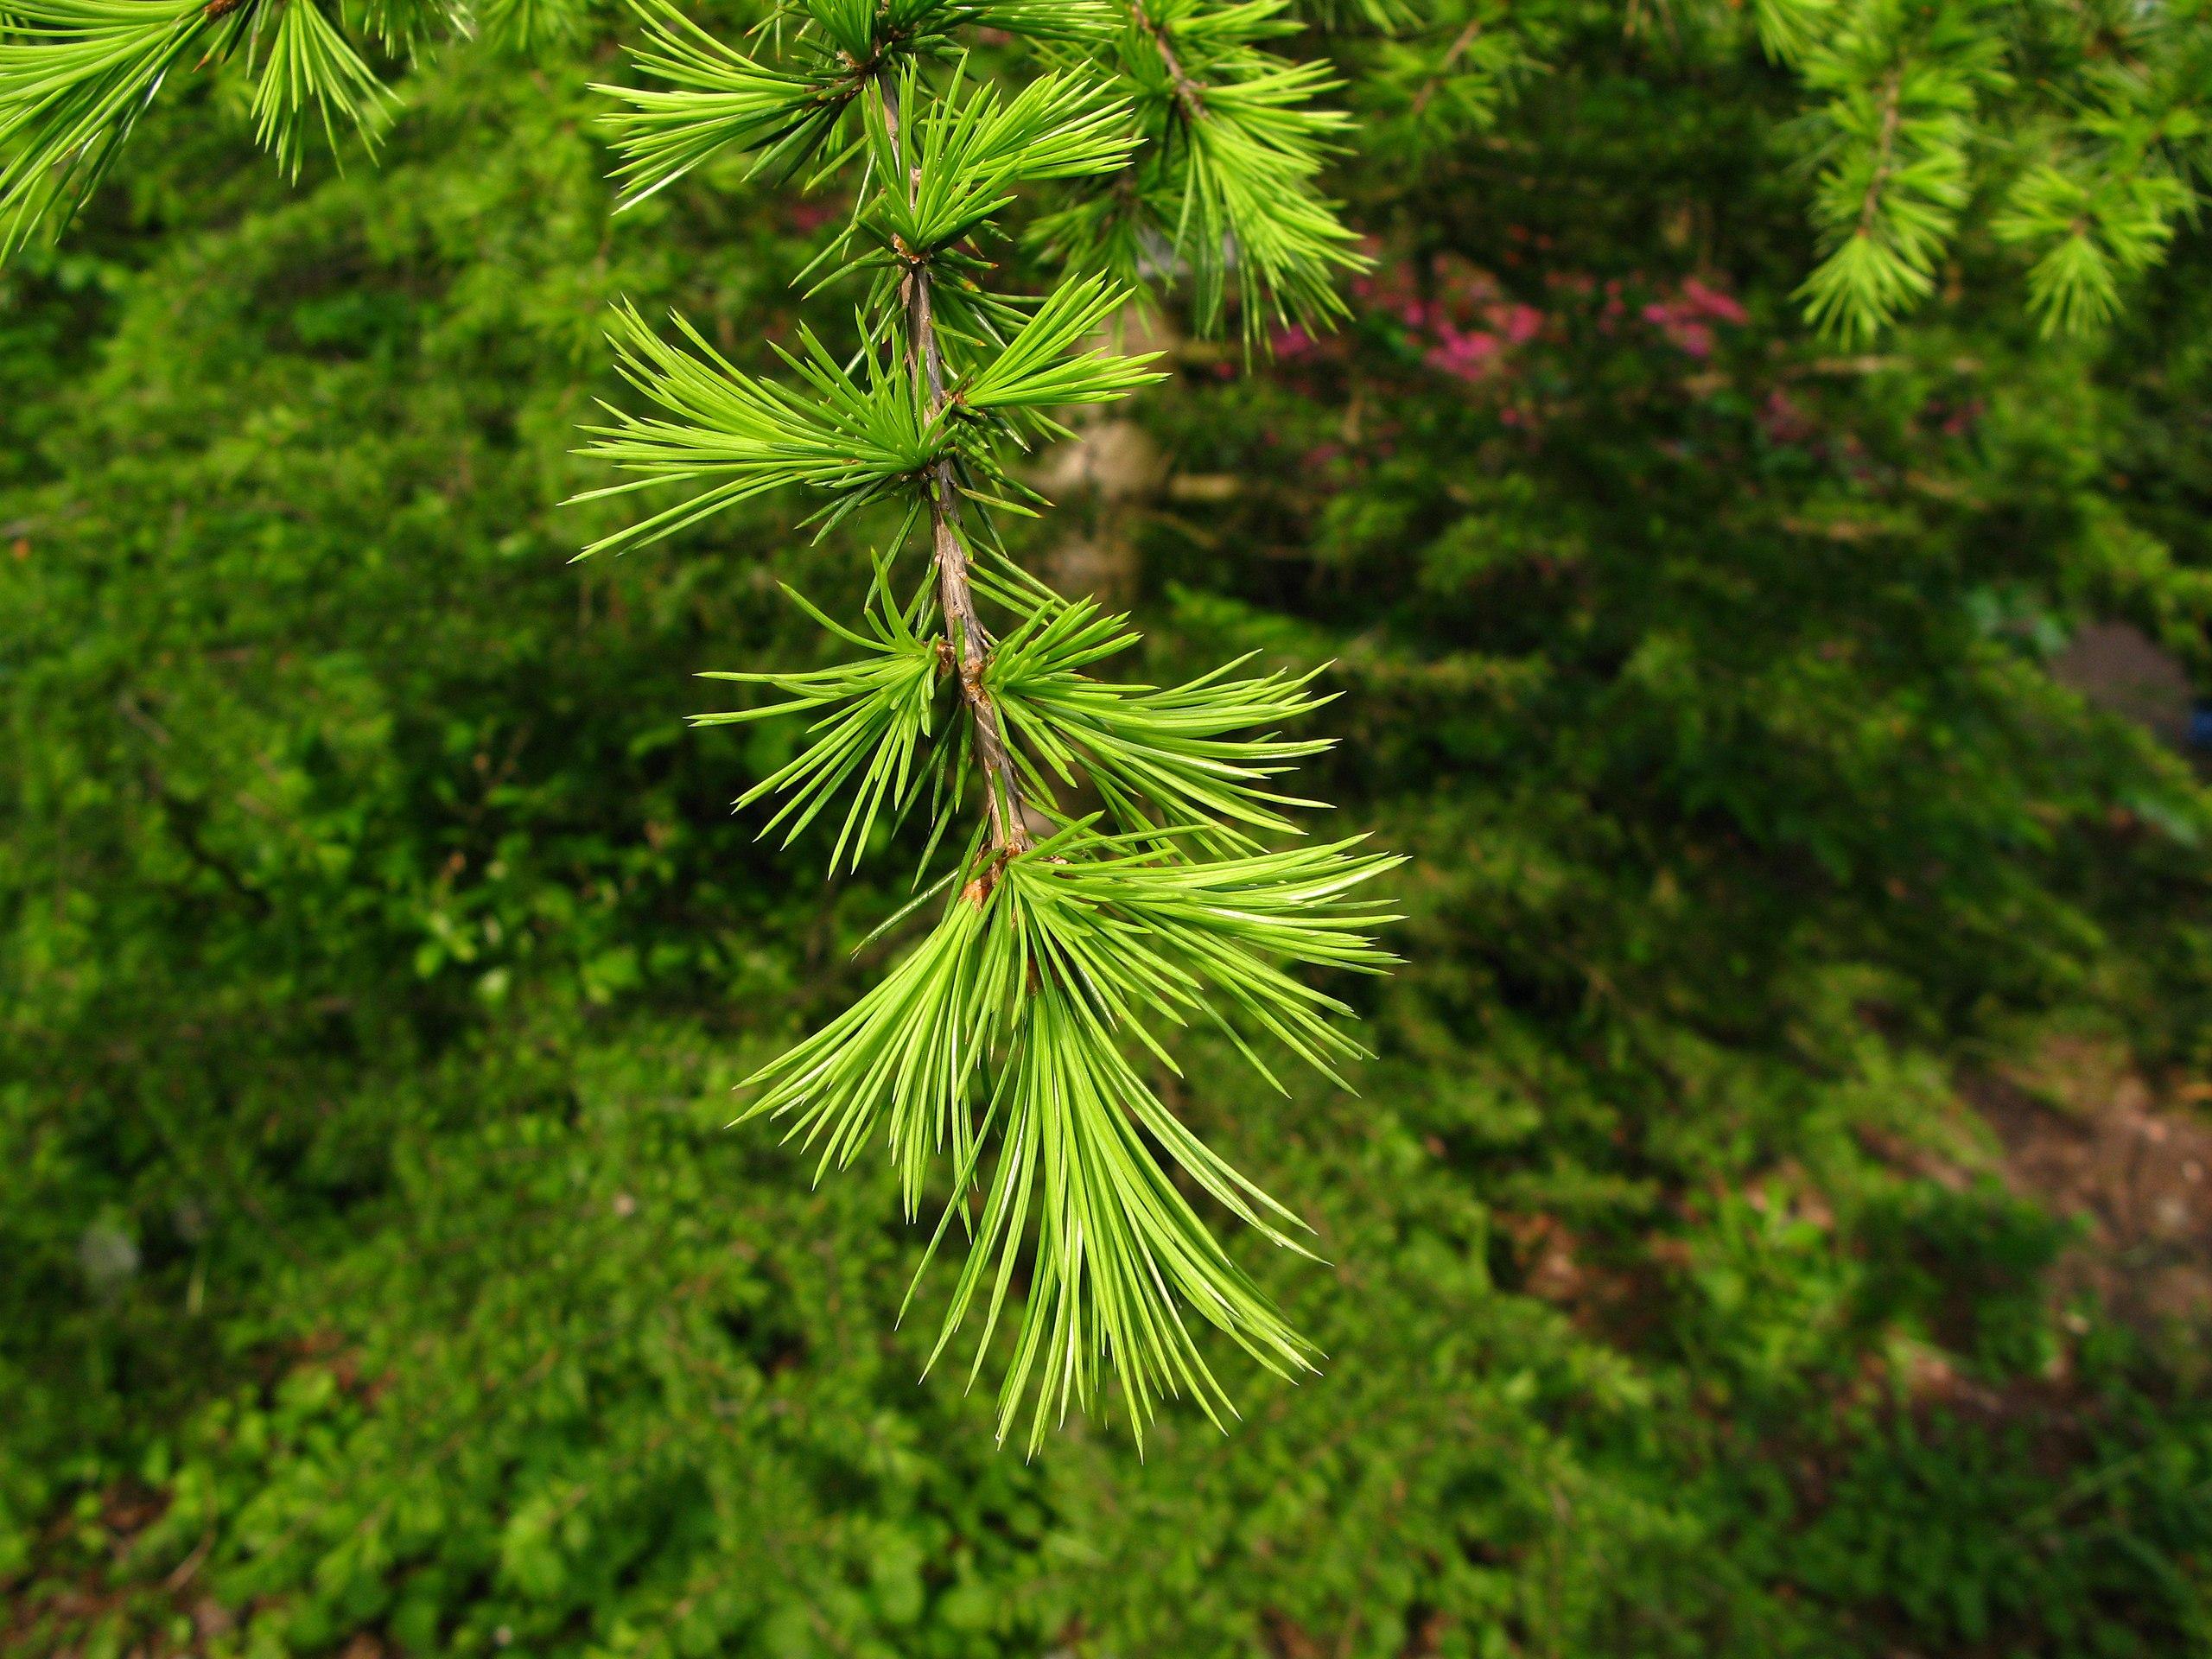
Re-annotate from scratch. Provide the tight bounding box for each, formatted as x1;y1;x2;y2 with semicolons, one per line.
0;0;467;252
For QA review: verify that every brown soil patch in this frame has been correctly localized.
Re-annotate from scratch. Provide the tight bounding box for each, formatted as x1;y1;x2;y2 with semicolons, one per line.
1967;1035;2212;1330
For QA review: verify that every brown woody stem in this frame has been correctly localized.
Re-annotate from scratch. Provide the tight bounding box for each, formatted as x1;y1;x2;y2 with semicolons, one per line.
875;76;1033;875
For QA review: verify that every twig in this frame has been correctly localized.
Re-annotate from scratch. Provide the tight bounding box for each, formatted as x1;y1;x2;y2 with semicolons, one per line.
162;1528;216;1593
1132;2;1207;122
876;75;1033;874
1410;19;1483;119
1856;67;1905;241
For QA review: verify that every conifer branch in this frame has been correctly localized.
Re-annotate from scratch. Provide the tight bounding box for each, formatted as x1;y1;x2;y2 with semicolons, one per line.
579;0;1393;1449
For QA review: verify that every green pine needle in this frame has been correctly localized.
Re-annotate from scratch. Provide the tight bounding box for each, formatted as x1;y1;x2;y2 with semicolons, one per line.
571;300;948;558
957;272;1165;415
982;591;1337;849
1033;0;1370;341
0;0;208;253
248;0;388;178
859;58;1136;258
597;0;861;207
695;572;952;875
0;0;418;253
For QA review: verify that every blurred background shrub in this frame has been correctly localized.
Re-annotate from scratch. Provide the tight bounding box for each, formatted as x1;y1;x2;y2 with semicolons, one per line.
4;3;2212;1654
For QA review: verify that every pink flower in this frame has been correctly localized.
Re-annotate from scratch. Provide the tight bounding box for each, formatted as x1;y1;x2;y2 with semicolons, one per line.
1680;278;1749;326
1640;279;1745;356
1426;324;1501;379
1272;323;1316;360
1940;397;1984;437
1643;299;1715;358
1497;303;1543;345
1760;389;1815;444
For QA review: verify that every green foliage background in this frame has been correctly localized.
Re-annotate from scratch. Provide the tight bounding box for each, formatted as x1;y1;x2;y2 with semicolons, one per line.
7;4;2212;1654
